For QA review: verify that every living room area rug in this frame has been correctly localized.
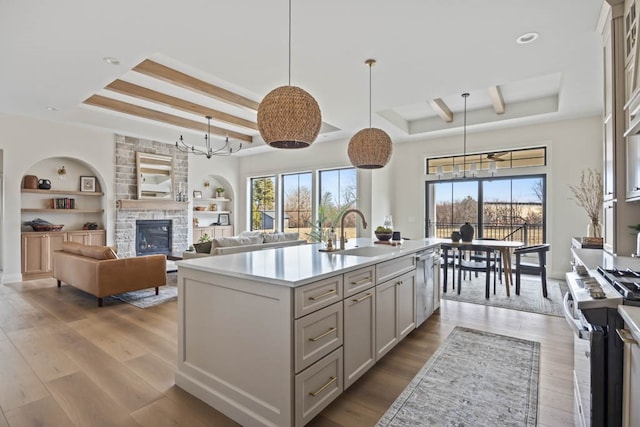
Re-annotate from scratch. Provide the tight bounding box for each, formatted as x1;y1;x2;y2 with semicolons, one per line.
110;272;177;308
377;327;540;427
441;271;568;317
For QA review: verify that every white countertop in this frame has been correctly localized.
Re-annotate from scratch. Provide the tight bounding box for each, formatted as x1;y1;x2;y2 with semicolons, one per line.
572;248;640;272
619;306;640;342
177;238;441;287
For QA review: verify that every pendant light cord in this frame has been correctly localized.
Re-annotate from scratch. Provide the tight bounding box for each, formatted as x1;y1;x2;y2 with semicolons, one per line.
462;92;469;178
369;62;372;128
288;0;291;86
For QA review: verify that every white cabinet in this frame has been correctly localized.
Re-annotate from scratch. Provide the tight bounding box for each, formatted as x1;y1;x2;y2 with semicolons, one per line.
618;306;640;427
375;270;416;360
343;288;375;389
627;134;640;200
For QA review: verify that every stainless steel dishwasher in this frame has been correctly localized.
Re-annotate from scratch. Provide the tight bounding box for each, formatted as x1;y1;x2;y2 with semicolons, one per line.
415;248;437;327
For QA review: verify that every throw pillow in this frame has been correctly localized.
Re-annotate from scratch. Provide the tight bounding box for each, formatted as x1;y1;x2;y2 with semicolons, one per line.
238;230;264;239
263;233;285;243
213;236;262;248
283;232;300;241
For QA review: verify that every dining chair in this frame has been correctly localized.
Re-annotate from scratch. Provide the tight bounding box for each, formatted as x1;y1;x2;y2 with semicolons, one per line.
440;243;456;292
514;244;550;297
456;244;497;299
479;238;503;284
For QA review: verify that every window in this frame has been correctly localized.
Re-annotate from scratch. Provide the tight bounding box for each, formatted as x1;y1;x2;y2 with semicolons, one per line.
282;172;312;235
318;168;357;239
426;174;545;245
248;168;358;241
250;176;276;232
426;147;546;175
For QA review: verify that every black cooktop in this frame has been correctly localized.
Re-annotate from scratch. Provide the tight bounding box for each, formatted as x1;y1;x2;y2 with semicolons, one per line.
597;266;640;303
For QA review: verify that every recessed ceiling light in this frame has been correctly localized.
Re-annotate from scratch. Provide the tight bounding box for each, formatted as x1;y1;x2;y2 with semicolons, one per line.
103;57;120;65
516;32;539;44
46;106;58;112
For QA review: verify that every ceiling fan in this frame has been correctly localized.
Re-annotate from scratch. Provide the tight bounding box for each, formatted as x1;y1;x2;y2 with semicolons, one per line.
486;151;509;162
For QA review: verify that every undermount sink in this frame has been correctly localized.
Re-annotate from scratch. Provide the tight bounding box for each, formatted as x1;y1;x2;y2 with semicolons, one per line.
341;246;393;257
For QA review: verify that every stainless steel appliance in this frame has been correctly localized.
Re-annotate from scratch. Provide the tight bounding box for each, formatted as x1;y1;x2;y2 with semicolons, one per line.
564;264;640;427
415;248;438;327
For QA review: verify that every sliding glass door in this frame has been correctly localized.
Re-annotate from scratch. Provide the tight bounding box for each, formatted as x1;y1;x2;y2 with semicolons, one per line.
426;175;545;244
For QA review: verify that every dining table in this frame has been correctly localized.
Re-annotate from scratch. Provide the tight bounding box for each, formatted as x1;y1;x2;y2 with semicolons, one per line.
439;238;524;296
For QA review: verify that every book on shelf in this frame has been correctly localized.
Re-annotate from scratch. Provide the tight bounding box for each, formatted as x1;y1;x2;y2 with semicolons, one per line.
50;197;76;209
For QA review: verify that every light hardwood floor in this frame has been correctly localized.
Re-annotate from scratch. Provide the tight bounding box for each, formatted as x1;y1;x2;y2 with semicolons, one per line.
0;278;575;427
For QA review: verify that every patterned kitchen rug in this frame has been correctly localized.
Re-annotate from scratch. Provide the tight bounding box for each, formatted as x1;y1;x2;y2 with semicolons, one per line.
377;327;539;427
441;272;568;317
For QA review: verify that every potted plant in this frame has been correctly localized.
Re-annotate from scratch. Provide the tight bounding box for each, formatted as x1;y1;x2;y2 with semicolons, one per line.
216;187;225;198
193;233;212;253
375;225;393;241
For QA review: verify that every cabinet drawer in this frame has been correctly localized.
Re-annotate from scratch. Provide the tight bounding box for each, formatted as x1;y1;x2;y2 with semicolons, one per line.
343;266;375;297
295;303;343;373
376;254;416;284
295;347;343;427
295;275;343;318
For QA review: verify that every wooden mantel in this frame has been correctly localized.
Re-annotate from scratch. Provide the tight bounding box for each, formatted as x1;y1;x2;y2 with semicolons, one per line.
116;199;189;210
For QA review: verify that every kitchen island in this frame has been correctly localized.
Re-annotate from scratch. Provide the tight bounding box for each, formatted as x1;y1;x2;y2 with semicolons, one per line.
175;238;440;427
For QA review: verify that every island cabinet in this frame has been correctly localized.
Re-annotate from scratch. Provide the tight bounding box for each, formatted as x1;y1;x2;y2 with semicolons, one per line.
175;244;425;427
343;266;376;389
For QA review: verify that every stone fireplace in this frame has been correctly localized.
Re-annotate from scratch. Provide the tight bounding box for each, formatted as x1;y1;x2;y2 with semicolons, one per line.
114;135;189;258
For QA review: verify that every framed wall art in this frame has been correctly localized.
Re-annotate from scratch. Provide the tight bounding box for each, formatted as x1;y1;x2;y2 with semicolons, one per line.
80;176;96;192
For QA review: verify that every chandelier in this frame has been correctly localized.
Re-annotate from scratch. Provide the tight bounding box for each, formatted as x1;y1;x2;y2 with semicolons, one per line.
175;116;242;158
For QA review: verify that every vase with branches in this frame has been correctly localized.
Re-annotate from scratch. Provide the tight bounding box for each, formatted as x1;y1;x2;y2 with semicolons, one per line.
569;169;603;238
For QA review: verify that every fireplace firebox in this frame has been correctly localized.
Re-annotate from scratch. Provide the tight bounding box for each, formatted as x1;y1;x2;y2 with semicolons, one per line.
136;220;172;256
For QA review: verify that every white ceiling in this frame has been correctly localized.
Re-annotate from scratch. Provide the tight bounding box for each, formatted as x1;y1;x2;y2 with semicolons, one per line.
0;0;604;156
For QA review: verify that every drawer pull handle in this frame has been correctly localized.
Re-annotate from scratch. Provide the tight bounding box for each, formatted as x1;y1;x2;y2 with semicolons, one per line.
309;327;337;342
352;293;373;303
309;376;337;397
309;289;337;301
617;328;638;345
351;278;371;286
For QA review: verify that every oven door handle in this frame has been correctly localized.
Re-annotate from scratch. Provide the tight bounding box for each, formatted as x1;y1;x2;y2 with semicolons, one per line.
563;292;589;339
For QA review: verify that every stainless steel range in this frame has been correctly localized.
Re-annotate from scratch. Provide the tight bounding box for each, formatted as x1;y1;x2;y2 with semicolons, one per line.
565;257;640;427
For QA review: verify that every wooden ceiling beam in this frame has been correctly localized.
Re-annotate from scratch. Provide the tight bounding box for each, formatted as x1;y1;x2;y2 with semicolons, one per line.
488;85;505;114
429;98;453;123
83;95;253;143
133;59;260;111
105;79;258;131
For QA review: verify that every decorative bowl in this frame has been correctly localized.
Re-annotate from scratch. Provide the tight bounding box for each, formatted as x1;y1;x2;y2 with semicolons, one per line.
194;206;206;211
31;224;64;232
375;232;393;241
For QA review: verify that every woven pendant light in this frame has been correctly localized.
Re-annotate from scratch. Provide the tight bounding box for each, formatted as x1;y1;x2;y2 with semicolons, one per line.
257;0;321;149
348;59;392;169
258;85;321;148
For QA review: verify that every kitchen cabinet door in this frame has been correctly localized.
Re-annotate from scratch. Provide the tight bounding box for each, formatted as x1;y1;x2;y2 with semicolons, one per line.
375;280;398;360
627;134;640;200
375;270;416;360
21;232;66;279
343;289;375;389
397;272;416;339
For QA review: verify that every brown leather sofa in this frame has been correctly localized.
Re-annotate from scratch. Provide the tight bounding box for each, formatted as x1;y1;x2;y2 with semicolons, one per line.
52;242;167;306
